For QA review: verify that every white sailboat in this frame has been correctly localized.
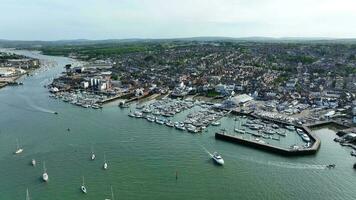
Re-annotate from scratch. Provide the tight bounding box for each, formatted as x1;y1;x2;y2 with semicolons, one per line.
103;154;108;170
81;176;87;194
42;161;49;182
26;188;30;200
105;186;115;200
15;139;23;154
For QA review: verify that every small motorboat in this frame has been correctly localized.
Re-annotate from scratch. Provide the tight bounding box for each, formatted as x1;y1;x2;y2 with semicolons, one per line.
211;121;221;126
326;164;336;169
15;139;23;154
212;152;224;165
54;112;58;115
353;163;356;169
31;159;36;166
81;176;87;194
91;152;96;160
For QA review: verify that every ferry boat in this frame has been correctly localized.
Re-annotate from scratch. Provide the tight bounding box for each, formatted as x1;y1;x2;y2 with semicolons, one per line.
212;152;224;165
81;176;87;194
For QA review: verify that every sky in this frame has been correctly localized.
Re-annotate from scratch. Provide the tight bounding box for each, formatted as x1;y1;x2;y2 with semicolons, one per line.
1;0;356;40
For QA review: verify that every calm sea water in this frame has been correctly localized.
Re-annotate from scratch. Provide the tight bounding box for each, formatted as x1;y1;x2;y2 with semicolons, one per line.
0;50;355;200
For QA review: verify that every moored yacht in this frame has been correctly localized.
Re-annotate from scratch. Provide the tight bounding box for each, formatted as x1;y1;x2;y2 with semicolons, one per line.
31;159;36;167
212;152;224;165
211;121;221;126
301;133;311;142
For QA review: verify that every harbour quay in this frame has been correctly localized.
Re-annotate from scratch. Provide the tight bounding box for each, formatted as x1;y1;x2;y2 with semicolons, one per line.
215;127;320;156
213;109;321;156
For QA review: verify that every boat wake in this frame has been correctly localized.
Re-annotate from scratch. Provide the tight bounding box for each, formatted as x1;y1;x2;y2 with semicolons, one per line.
231;154;327;170
200;145;213;158
16;94;57;114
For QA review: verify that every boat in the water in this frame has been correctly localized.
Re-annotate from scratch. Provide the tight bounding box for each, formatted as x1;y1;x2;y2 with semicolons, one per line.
301;134;311;142
212;152;224;165
15;139;23;154
234;128;245;134
211;121;221;126
296;128;304;135
42;161;49;182
31;159;36;167
81;176;87;194
91;146;96;160
103;154;108;170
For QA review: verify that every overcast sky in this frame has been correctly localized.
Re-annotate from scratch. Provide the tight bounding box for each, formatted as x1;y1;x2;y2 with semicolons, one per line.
1;0;355;40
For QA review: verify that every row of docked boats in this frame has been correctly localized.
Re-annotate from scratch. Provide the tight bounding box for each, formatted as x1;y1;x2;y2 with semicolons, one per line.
50;91;104;109
132;98;195;118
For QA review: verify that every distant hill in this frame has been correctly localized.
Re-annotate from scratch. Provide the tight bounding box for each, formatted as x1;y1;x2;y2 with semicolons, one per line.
1;37;356;48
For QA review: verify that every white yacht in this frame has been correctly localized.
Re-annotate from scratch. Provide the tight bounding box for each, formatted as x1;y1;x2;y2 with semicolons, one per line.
31;159;36;167
103;154;108;170
91;146;96;160
42;161;49;182
301;134;311;142
81;176;87;194
211;121;221;126
15;139;23;154
212;152;224;165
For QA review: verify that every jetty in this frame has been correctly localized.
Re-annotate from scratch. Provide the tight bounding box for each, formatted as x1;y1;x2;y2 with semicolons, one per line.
215;127;320;156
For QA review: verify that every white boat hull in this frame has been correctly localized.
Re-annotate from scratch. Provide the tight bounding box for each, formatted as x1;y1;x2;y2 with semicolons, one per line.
42;173;49;182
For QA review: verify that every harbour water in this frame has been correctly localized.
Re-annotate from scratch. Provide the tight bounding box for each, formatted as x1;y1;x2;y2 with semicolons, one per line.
0;50;355;200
